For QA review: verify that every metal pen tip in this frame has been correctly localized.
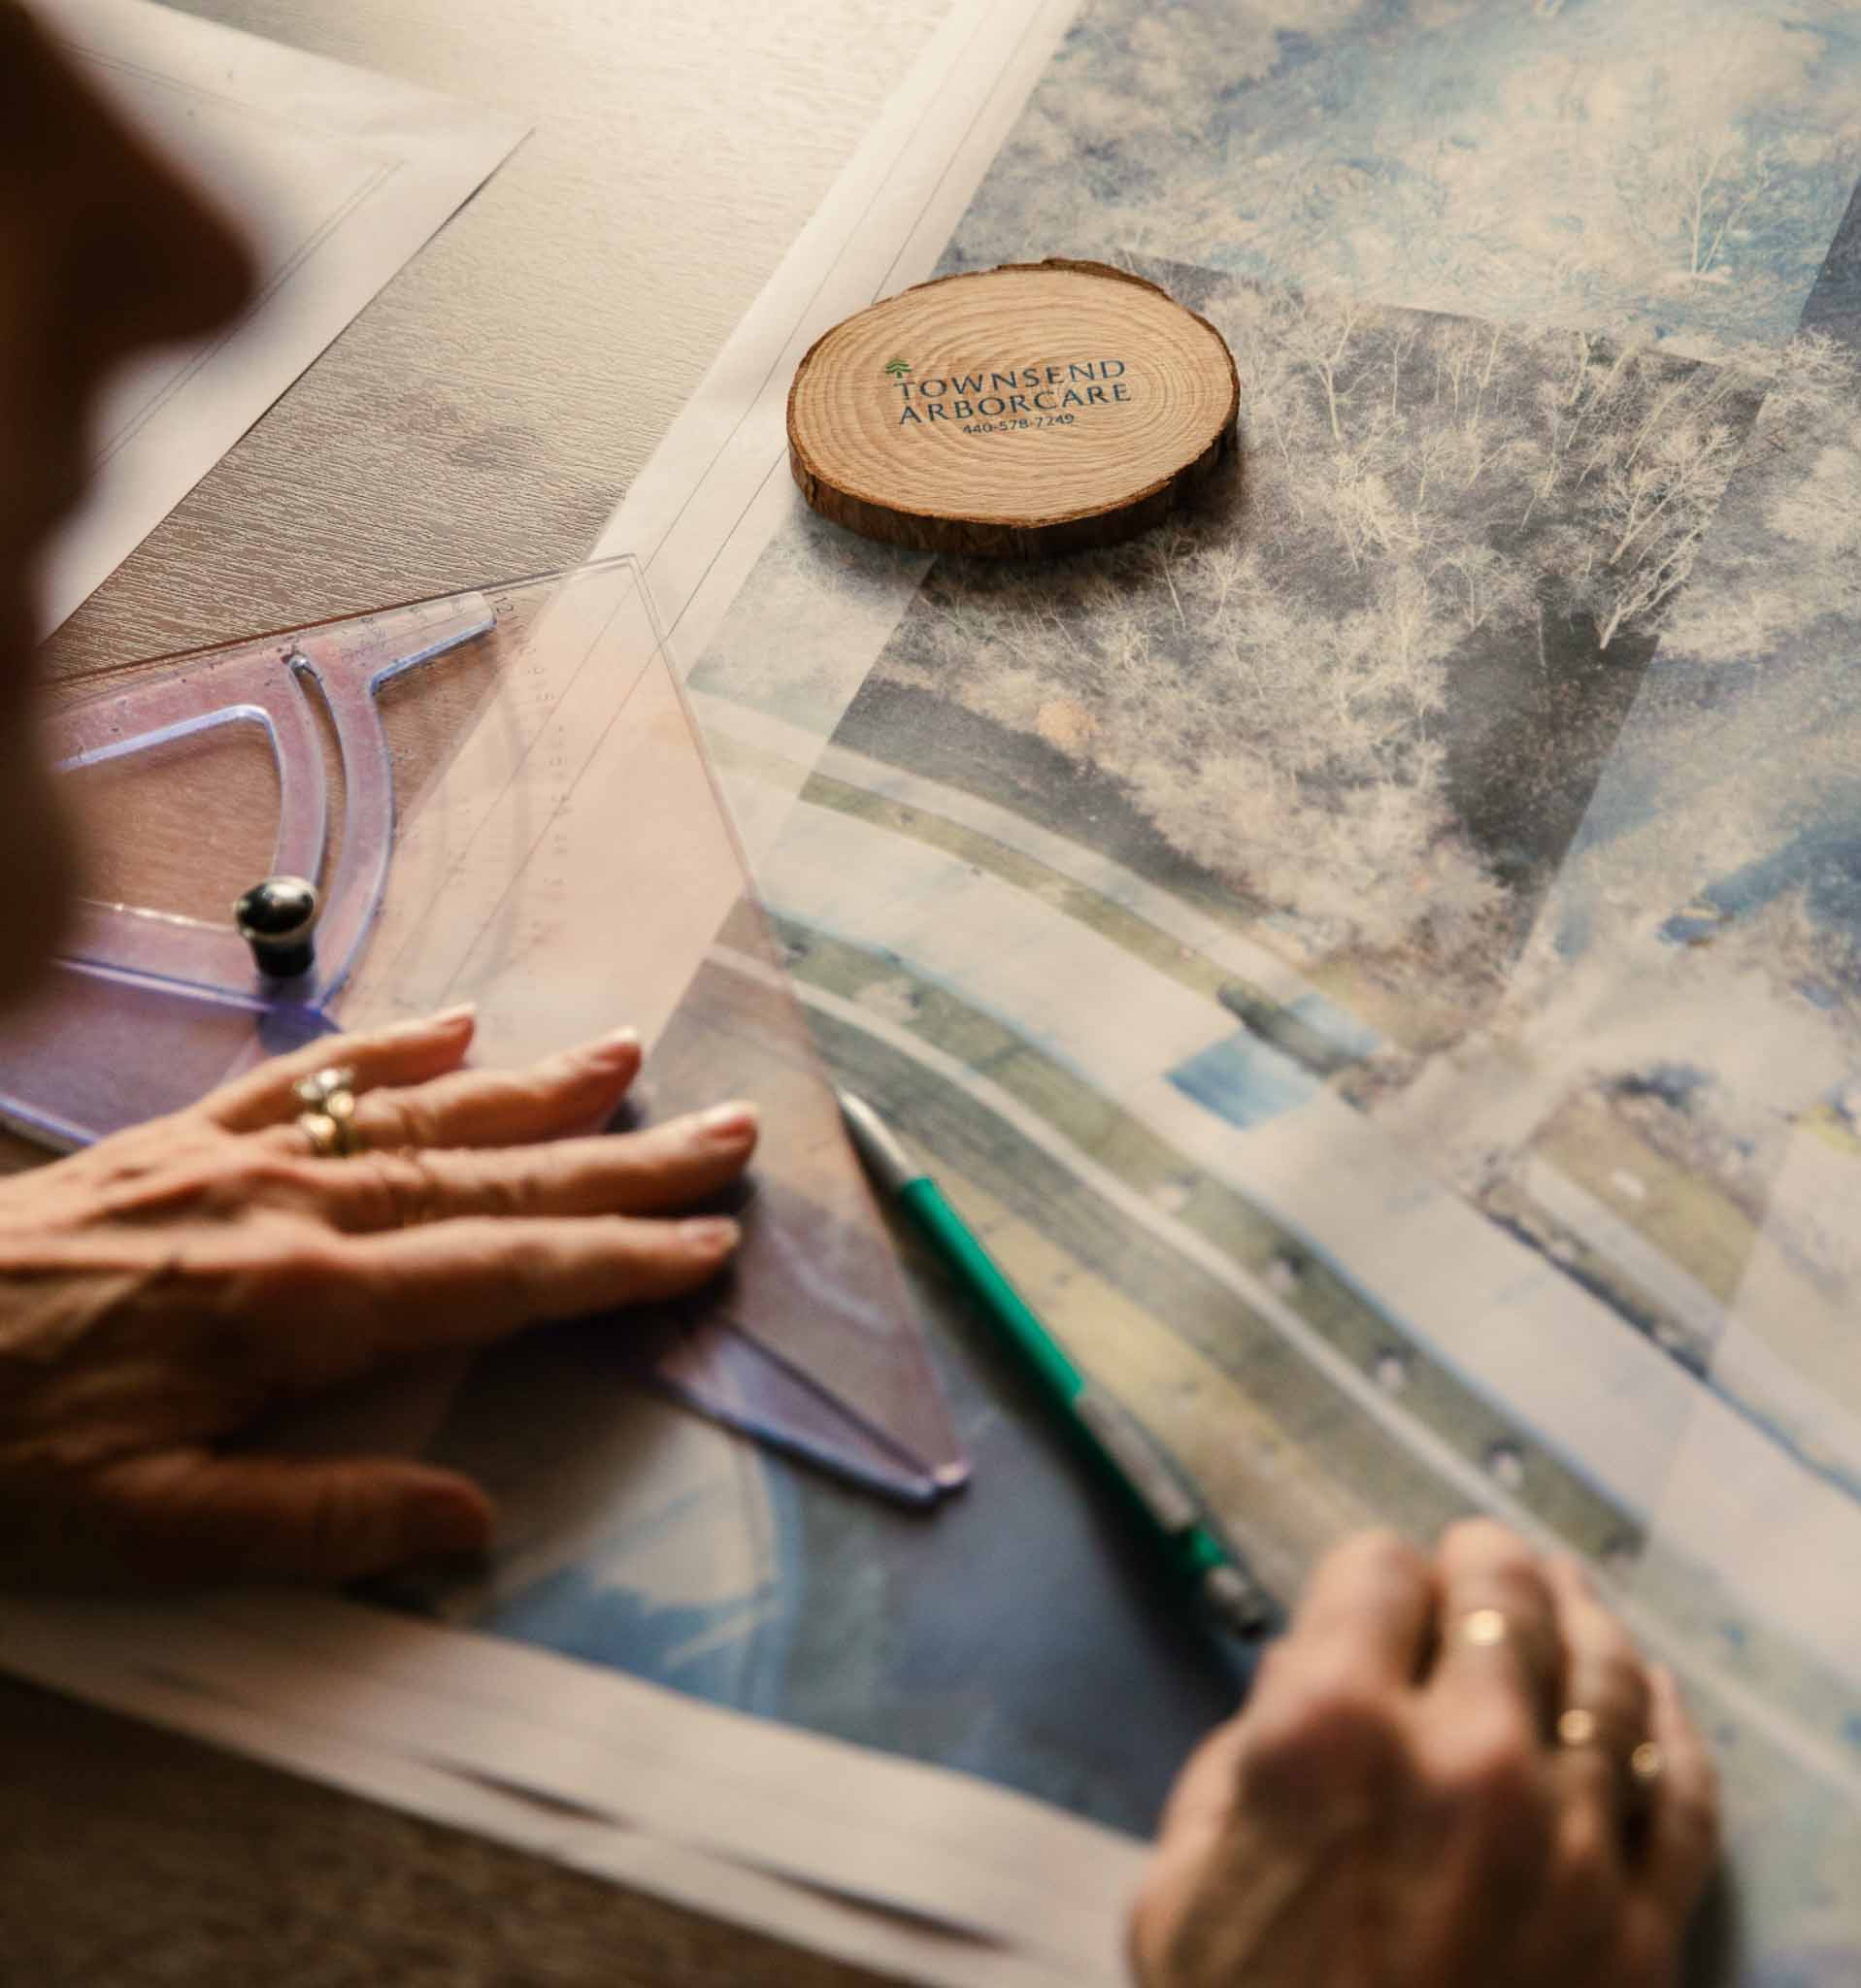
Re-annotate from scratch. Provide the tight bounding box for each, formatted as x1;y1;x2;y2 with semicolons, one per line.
1202;1562;1274;1640
836;1090;922;1195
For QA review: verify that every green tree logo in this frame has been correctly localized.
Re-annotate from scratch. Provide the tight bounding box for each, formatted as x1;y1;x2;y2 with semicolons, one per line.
883;357;912;379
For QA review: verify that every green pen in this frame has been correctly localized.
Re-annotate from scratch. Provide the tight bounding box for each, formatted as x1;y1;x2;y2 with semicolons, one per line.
838;1091;1273;1639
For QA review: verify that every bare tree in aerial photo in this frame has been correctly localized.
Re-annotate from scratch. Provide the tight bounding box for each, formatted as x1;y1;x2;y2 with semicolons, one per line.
852;270;1766;1047
951;0;1861;354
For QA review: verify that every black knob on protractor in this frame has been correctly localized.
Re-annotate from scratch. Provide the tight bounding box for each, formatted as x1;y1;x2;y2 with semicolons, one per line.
234;875;320;979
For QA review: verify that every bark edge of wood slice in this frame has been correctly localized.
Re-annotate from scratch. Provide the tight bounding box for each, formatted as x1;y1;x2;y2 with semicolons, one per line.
787;259;1240;560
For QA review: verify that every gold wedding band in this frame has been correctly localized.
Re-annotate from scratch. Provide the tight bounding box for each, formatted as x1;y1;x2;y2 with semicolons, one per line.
293;1065;364;1158
1456;1607;1512;1649
1557;1706;1600;1746
1558;1708;1664;1796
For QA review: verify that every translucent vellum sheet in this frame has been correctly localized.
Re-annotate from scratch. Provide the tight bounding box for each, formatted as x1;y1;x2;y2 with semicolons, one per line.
3;554;1246;1887
3;558;966;1507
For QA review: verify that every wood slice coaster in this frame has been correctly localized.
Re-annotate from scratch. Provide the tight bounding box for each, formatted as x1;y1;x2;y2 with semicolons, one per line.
787;259;1240;559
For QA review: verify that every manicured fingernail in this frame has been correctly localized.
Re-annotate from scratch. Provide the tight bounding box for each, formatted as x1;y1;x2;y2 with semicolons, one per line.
583;1026;642;1071
696;1100;758;1145
681;1216;742;1253
390;1002;476;1037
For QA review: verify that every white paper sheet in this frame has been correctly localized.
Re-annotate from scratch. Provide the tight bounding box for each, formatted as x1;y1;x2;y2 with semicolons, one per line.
31;0;526;633
0;1591;1137;1987
0;1599;1096;1988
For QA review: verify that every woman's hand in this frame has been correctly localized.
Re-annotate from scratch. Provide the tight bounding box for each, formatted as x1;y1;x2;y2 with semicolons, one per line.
0;1006;756;1587
1132;1521;1719;1988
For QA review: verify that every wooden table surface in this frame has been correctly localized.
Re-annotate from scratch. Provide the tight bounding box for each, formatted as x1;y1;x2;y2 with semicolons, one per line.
14;2;952;1980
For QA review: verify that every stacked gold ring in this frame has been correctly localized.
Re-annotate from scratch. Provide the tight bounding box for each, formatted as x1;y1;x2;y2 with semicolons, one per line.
1456;1611;1663;1797
294;1066;364;1158
1557;1706;1664;1792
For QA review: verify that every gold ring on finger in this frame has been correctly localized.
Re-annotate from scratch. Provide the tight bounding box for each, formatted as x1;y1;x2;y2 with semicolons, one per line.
1558;1705;1646;1760
1454;1607;1513;1649
293;1066;365;1159
1558;1707;1663;1805
1628;1740;1664;1787
1450;1607;1561;1727
1557;1706;1603;1747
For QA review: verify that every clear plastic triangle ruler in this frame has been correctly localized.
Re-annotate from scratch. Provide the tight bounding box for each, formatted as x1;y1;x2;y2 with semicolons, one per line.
3;557;966;1506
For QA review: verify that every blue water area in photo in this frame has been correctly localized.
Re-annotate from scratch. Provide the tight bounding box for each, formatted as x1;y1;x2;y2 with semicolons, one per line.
1167;1028;1316;1130
1286;989;1380;1060
483;1569;792;1717
1658;822;1861;971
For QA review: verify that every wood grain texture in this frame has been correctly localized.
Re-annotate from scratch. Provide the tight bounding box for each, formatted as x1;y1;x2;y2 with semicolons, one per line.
11;2;948;1983
789;260;1240;558
39;0;947;682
